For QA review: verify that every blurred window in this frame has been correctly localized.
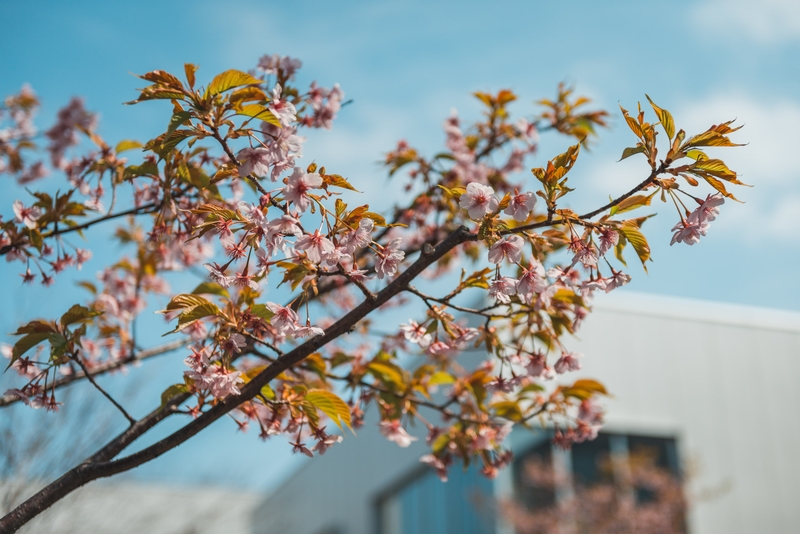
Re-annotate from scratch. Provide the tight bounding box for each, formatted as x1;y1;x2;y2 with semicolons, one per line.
376;461;496;534
513;432;686;533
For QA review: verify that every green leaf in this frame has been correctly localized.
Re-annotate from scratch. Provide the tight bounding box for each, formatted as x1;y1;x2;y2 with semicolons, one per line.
160;383;190;408
645;95;675;139
249;304;275;321
571;379;608;395
235;104;281;126
367;362;406;389
431;433;450;454
115;140;143;153
618;145;645;161
617;223;651;270
60;304;101;328
161;294;215;312
76;281;97;295
123;161;159;180
692;158;737;180
491;400;523;422
9;332;50;366
206;70;262;98
437;185;466;198
191;282;229;298
13;320;57;335
305;389;352;430
429;371;455;386
176;304;218;326
609;190;657;216
167;111;192;134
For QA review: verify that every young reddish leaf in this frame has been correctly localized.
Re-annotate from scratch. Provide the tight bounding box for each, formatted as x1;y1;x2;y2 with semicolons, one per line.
184;63;198;89
322;173;360;192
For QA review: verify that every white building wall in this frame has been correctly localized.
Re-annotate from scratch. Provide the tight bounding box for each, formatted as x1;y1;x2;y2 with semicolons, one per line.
254;293;800;534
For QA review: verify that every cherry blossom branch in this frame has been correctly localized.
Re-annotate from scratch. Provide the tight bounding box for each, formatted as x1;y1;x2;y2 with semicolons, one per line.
406;284;505;319
0;161;681;531
0;225;474;533
0;202;161;256
70;353;136;426
0;338;189;408
208;127;271;198
578;161;668;221
347;376;488;426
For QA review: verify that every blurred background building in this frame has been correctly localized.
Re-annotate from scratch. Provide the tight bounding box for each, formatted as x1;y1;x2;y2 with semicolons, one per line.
3;293;799;533
253;292;800;534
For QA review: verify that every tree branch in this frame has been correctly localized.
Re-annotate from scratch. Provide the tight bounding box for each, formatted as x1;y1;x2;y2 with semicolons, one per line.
0;339;189;408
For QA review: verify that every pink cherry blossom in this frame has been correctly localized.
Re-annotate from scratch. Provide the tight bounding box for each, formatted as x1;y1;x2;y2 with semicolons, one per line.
688;193;724;224
338;218;374;254
426;340;453;357
379;420;418;448
569;237;598;267
488;276;518;304
459;182;499;220
265;302;300;334
294;324;325;339
234;270;259;291
526;351;549;378
375;238;404;279
295;229;335;263
283;167;322;213
269;84;297;127
204;263;233;288
400;320;432;347
488;235;524;264
236;147;272;178
420;454;449;482
207;365;244;398
597;228;619;255
554;351;582;374
453;327;479;349
515;118;539;142
605;269;631;292
517;259;547;300
257;54;302;80
670;219;709;246
13;200;42;229
504;191;536;222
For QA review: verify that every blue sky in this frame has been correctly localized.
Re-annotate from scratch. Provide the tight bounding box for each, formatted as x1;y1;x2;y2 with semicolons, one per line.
1;0;799;492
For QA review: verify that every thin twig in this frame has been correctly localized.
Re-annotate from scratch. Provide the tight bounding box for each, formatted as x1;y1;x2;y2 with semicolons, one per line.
72;355;136;426
0;338;190;408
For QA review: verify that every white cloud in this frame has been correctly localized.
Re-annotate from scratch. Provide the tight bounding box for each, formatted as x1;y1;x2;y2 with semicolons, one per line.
692;0;800;44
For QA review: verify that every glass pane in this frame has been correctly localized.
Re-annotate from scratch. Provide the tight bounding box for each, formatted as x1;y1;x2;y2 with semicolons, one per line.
514;440;556;511
570;433;613;486
379;463;495;534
